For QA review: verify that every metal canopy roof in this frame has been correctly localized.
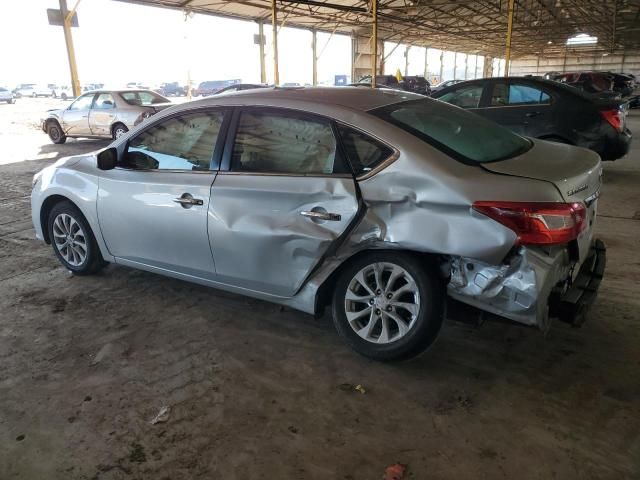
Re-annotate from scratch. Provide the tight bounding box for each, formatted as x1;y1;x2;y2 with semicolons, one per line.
117;0;640;58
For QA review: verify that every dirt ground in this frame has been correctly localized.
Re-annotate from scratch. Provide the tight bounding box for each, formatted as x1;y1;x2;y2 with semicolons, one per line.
0;97;639;480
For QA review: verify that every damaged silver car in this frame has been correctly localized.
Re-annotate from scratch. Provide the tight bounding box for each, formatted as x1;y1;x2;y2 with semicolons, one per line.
31;87;606;360
42;89;172;144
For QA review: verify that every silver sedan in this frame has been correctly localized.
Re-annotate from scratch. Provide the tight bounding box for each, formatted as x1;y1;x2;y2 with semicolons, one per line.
31;87;605;360
42;89;172;144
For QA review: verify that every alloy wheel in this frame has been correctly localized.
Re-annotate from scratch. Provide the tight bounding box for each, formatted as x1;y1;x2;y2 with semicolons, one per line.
114;126;127;138
344;262;420;344
49;125;61;142
52;213;87;267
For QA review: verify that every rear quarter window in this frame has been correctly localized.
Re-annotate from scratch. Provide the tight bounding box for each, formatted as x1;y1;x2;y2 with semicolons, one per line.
337;125;394;176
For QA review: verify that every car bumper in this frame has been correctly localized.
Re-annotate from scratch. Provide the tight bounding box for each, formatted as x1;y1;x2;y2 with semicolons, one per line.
601;127;632;160
447;239;606;329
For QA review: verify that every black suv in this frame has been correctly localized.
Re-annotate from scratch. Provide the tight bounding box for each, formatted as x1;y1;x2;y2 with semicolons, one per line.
159;82;186;97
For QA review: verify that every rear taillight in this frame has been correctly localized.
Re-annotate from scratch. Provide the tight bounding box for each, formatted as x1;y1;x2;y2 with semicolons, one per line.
473;201;586;246
601;109;623;132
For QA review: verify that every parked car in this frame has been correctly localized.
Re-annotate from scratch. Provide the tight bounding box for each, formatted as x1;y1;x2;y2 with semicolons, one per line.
50;85;72;100
83;83;105;92
606;72;635;97
214;83;269;95
31;87;606;361
14;84;52;98
194;79;241;96
354;75;400;89
158;82;186;97
41;89;172;144
551;71;634;97
0;87;16;103
432;77;631;160
13;84;36;98
400;76;431;95
430;79;465;94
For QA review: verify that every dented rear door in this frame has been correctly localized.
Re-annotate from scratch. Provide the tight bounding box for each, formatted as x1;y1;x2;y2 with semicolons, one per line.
207;107;359;297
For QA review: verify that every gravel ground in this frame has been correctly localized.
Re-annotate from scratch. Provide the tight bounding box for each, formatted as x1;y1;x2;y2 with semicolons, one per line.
0;97;639;480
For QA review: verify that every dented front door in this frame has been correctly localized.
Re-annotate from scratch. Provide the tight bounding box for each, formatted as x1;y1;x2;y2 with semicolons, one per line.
207;174;359;297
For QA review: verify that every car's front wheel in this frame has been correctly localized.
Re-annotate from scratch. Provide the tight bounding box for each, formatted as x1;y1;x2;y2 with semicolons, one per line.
47;121;66;144
332;252;444;361
112;123;128;139
48;201;107;275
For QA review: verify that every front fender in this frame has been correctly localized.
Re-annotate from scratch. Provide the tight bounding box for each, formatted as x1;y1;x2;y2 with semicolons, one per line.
31;157;114;262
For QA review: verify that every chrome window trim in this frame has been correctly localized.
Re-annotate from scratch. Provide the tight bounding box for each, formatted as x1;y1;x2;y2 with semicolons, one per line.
114;167;216;174
216;171;353;179
355;150;400;181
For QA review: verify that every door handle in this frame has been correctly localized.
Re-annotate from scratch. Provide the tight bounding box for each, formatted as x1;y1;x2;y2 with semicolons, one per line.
525;111;542;118
174;193;203;208
300;210;341;221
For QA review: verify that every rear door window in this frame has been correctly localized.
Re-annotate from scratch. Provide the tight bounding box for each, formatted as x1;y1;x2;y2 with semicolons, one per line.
231;109;349;175
491;82;550;106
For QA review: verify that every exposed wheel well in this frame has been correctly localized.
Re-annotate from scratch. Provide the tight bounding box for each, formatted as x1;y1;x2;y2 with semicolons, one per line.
45;118;61;130
40;195;75;244
314;248;445;317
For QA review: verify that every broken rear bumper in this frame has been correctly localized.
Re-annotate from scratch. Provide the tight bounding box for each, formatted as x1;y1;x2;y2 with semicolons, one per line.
549;239;606;326
447;239;606;330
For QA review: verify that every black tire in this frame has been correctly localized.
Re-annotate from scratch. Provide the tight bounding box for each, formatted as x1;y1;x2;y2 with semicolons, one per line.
331;251;444;361
32;92;37;98
61;93;68;100
47;121;67;144
47;201;107;275
112;123;128;140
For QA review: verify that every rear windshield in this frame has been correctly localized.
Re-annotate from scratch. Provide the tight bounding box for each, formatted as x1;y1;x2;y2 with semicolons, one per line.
120;90;168;106
371;98;532;164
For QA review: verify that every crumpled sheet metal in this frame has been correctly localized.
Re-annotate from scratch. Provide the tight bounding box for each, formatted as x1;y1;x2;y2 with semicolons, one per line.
447;247;570;328
449;253;537;308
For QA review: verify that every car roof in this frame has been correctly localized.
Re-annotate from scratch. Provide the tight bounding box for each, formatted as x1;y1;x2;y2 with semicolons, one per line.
185;86;422;111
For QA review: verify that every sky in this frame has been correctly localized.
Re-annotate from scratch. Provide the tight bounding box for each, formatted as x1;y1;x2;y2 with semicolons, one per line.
0;0;352;88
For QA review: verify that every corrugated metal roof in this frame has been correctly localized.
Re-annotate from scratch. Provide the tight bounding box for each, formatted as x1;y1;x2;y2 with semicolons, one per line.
115;0;640;57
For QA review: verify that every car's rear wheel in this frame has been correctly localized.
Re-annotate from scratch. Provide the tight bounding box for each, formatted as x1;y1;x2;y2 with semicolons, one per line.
112;123;128;139
48;201;107;275
47;121;66;144
61;93;68;100
332;252;444;361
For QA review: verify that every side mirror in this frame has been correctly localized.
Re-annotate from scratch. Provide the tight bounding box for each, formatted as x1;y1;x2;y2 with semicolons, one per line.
97;147;118;170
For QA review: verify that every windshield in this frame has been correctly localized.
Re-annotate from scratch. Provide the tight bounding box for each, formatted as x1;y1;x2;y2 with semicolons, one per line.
371;98;532;164
120;90;169;106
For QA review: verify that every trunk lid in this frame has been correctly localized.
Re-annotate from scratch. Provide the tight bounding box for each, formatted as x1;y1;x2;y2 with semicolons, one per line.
482;139;602;265
481;138;602;203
